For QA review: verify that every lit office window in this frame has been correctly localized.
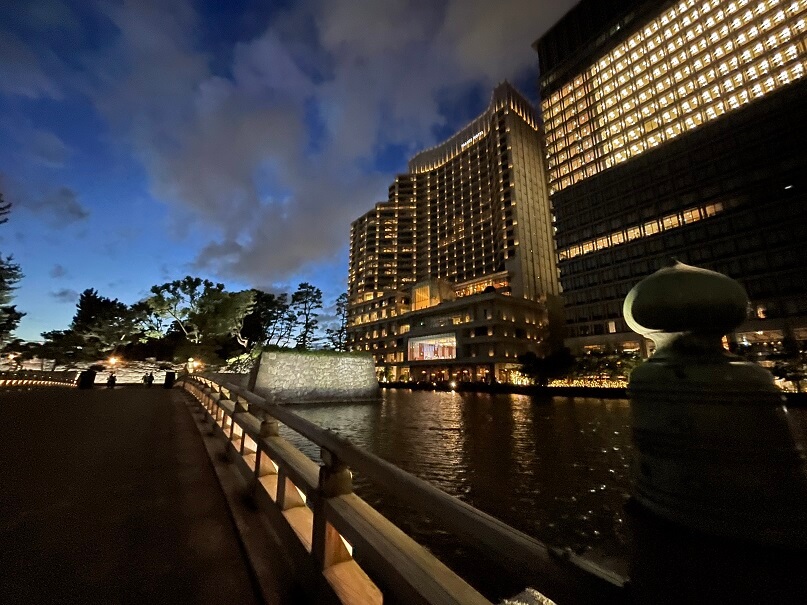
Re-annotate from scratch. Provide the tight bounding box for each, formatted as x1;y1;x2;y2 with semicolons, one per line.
557;201;726;261
545;0;807;191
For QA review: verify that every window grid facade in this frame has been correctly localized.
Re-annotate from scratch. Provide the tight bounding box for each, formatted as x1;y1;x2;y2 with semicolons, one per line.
347;84;563;379
542;0;807;193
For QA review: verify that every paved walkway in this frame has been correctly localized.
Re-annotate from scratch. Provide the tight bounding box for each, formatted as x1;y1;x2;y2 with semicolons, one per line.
0;386;272;604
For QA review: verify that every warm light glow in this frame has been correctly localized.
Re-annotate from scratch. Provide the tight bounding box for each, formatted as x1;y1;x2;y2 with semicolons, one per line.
407;334;457;361
558;201;725;260
542;0;807;191
109;357;118;366
548;378;628;388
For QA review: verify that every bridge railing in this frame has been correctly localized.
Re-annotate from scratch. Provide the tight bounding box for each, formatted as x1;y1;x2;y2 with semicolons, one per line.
179;374;629;605
0;370;77;388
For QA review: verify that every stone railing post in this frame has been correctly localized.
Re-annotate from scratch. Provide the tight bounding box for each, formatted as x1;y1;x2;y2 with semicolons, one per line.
312;447;353;571
624;260;807;547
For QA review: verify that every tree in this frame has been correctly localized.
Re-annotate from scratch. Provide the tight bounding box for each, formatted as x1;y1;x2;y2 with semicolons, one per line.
241;291;292;347
1;338;32;370
191;289;255;347
37;330;85;370
324;293;348;351
70;288;142;358
0;194;22;343
0;192;10;226
130;300;168;339
0;254;24;344
274;308;299;348
518;348;575;387
291;282;322;350
146;277;225;344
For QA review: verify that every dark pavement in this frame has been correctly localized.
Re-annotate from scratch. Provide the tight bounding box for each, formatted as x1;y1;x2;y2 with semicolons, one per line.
0;386;265;604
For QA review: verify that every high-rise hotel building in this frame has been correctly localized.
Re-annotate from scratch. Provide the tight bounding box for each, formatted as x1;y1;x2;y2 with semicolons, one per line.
535;0;807;353
347;83;562;382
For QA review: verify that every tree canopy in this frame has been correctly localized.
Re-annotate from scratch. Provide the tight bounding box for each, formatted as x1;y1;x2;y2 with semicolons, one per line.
291;282;322;350
24;267;340;369
0;193;23;344
145;277;225;344
325;292;348;351
70;288;142;357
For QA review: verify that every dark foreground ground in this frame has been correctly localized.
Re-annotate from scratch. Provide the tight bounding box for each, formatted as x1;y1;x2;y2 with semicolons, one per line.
0;386;267;604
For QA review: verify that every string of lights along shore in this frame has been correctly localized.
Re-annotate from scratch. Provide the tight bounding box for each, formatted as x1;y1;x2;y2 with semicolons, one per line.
347;0;807;383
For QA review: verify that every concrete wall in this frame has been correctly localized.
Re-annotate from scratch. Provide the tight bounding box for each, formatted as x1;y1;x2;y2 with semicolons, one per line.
252;351;379;404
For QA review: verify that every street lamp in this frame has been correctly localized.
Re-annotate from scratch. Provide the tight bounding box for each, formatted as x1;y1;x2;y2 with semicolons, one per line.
109;356;118;367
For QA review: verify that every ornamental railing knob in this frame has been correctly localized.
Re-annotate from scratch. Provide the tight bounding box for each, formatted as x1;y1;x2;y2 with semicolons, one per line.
624;260;807;548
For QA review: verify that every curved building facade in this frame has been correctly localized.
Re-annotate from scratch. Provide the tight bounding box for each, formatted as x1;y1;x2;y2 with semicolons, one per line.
347;82;561;381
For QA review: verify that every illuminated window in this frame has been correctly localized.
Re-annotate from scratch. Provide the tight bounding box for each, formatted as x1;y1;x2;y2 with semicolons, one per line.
407;334;456;361
557;202;725;260
544;0;807;192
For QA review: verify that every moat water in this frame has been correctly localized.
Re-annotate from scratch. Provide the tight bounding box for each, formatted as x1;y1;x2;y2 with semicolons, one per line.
280;389;639;598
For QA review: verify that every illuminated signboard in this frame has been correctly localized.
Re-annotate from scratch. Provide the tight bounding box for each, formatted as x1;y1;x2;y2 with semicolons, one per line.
460;130;485;149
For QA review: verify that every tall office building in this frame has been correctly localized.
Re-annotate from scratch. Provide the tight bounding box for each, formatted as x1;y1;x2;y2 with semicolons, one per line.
347;83;562;382
535;0;807;353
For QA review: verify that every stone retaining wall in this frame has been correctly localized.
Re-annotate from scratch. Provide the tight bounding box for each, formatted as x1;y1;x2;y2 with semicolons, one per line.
252;351;379;404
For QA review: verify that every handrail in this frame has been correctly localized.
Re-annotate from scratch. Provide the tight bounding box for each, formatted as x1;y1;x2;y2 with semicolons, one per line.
0;370;77;388
180;374;631;605
223;384;626;595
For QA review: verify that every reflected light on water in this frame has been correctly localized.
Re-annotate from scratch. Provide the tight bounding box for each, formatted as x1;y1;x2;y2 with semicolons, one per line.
287;391;634;557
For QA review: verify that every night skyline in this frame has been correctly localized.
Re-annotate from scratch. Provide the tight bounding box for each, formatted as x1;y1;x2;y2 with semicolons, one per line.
0;0;577;341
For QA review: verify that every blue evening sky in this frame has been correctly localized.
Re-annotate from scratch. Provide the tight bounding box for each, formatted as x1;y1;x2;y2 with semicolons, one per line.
0;0;575;341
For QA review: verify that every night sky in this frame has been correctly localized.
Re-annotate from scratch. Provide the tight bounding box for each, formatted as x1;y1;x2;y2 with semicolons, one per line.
0;0;576;341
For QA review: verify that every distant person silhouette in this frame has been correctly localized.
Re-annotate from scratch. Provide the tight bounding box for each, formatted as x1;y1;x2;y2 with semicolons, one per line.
107;373;116;389
142;373;148;385
146;372;154;388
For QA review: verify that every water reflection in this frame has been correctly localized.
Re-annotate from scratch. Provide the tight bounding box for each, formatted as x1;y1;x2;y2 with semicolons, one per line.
282;392;807;601
284;390;634;556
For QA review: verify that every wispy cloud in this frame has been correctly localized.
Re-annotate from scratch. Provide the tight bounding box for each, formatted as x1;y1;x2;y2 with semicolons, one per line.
50;288;79;303
49;264;68;278
25;186;90;226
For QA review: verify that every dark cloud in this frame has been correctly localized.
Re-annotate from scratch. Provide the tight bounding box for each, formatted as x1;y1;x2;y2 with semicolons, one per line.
50;288;79;303
86;0;576;285
28;187;90;226
49;264;68;278
0;173;90;226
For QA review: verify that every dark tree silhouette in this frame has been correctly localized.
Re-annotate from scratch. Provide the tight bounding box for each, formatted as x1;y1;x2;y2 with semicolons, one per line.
240;290;291;347
70;288;141;357
291;282;322;350
518;348;575;387
325;292;348;351
0;193;10;226
0;191;23;342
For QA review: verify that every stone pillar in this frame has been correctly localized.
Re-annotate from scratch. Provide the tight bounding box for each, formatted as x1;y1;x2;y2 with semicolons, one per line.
624;260;807;548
